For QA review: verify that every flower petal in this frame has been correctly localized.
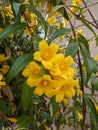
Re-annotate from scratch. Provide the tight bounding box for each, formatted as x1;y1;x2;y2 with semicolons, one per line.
34;87;44;96
45;88;54;97
27;77;38;87
34;52;42;61
42;61;53;70
56;93;64;102
39;40;48;50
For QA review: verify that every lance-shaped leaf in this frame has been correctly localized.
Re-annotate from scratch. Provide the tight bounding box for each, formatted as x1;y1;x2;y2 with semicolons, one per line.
47;28;70;44
0;23;25;42
21;82;34;111
17;115;34;129
12;2;21;22
7;53;33;83
65;42;78;58
28;6;49;37
80;19;98;45
79;42;97;82
48;5;65;18
84;95;98;127
51;96;59;116
78;34;90;53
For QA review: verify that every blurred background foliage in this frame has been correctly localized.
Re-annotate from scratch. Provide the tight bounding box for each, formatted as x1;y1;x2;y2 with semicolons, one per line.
0;0;98;130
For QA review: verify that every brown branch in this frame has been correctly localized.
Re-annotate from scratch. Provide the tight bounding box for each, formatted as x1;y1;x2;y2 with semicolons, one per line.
0;111;14;130
66;6;98;30
82;0;98;27
65;8;86;130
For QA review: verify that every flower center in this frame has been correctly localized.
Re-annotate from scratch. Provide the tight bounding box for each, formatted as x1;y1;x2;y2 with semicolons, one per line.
40;79;50;87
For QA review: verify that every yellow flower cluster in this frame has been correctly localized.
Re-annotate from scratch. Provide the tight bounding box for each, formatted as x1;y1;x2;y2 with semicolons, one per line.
0;54;9;88
22;40;80;102
0;5;13;24
69;0;82;17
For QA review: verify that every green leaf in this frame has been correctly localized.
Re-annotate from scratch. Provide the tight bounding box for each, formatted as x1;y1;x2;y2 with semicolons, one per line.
0;99;11;116
0;23;25;42
65;42;78;58
21;82;34;111
12;2;21;22
40;111;51;121
7;53;33;83
17;115;33;129
28;6;49;37
80;19;98;45
32;36;42;52
51;96;59;116
48;5;65;18
47;28;70;44
73;110;79;123
93;82;98;91
79;42;97;82
84;95;98;127
90;112;98;130
78;34;90;53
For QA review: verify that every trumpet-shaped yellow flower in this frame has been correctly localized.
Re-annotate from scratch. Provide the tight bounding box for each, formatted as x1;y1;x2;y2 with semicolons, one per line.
72;0;82;6
0;65;9;74
34;40;59;70
34;75;57;97
54;78;79;102
0;54;9;63
50;54;76;78
22;62;40;87
47;16;56;26
0;73;6;87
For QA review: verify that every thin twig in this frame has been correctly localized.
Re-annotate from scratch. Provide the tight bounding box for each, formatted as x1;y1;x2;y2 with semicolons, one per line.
0;111;14;130
82;0;98;27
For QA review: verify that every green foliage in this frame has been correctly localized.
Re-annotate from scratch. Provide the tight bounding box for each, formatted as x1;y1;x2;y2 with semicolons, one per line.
47;28;70;43
84;95;98;127
79;42;97;82
0;1;98;130
51;96;59;116
48;5;65;18
28;6;49;37
7;53;33;83
21;82;34;111
0;23;25;42
65;42;78;58
17;116;34;129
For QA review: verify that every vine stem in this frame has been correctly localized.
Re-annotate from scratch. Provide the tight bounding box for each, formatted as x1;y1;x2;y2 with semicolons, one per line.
82;0;98;27
0;111;14;130
66;6;98;30
67;10;86;130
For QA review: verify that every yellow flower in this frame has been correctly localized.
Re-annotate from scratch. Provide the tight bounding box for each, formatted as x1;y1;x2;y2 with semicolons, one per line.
50;54;76;78
47;16;56;26
7;118;17;123
22;62;40;87
72;0;82;6
0;28;3;33
0;73;6;87
0;65;9;74
63;98;69;105
34;75;56;97
0;54;9;63
6;5;13;18
77;111;83;121
82;66;86;74
76;29;83;35
54;78;79;102
94;55;98;61
34;40;59;70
